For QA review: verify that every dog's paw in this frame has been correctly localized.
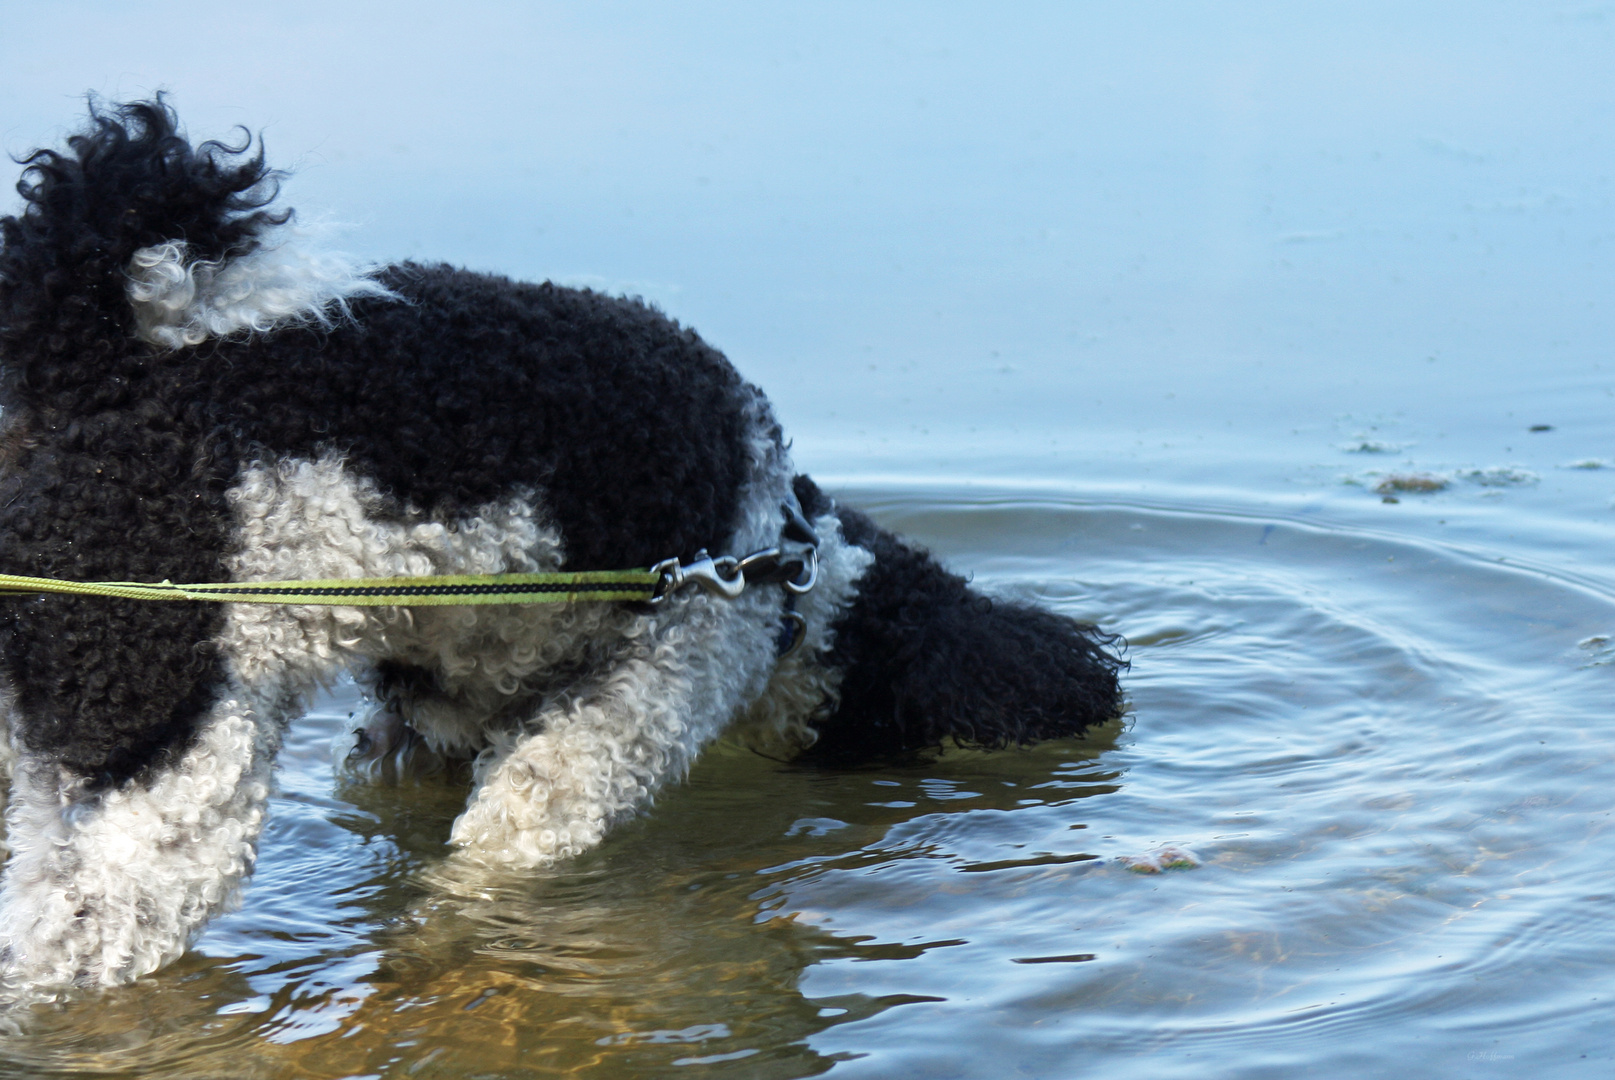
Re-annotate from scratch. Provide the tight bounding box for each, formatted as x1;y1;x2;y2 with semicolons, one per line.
341;709;448;782
448;739;612;868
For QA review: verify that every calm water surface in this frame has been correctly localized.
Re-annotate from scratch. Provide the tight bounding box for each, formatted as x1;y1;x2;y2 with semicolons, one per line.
2;3;1615;1077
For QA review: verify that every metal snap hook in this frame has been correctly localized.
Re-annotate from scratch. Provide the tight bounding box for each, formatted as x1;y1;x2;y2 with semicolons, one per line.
649;550;746;603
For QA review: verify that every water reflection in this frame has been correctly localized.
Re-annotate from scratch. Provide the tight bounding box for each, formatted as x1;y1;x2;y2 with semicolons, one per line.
0;661;1124;1077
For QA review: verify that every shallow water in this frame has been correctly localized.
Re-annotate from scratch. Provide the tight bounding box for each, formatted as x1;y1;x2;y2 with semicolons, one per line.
4;488;1615;1077
3;2;1615;1077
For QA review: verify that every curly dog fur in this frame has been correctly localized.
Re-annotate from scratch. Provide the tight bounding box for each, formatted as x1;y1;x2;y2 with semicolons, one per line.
0;98;1124;997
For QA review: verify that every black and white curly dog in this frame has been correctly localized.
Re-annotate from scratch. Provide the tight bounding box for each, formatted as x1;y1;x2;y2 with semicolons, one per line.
0;99;1123;997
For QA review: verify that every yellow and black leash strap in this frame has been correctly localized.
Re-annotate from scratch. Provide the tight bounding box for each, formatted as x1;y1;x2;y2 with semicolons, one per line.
0;506;820;611
0;569;664;607
0;547;815;649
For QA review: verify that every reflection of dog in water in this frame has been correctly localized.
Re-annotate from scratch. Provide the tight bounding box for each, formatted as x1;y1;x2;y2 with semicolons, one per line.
0;98;1124;996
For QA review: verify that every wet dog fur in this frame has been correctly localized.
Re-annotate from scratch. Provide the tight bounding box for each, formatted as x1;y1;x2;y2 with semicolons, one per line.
0;99;1124;997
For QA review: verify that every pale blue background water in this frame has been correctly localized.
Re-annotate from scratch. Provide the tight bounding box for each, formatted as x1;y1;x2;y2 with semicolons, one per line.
3;4;1615;1078
6;3;1612;507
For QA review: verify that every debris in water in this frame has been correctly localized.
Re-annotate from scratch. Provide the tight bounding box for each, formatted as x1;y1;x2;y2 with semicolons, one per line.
1339;438;1408;454
1375;473;1449;494
1578;636;1615;668
1457;466;1538;487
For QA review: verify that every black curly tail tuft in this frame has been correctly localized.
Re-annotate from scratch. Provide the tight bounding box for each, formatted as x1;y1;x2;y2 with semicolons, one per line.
793;476;1127;762
0;95;284;397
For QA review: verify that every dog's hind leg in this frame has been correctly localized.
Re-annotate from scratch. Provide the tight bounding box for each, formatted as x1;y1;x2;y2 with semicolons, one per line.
0;691;283;997
447;587;780;869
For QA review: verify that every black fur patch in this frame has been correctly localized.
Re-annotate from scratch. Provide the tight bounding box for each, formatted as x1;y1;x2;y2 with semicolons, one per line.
793;476;1126;760
210;264;764;572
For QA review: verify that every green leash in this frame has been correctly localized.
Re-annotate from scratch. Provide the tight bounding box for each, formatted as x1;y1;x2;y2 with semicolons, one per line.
0;540;817;652
0;569;662;606
0;503;821;611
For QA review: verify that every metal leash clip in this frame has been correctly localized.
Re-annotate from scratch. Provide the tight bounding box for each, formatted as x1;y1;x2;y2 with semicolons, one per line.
648;499;821;607
649;550;746;604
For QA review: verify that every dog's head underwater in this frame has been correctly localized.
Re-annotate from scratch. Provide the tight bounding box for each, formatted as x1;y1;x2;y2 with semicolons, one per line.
0;97;1124;1000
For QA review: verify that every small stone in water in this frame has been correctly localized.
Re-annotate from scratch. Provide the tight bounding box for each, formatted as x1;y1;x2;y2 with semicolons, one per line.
1119;845;1200;873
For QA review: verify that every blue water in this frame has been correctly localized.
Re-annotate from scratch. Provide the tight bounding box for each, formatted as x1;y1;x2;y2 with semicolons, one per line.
2;4;1614;1077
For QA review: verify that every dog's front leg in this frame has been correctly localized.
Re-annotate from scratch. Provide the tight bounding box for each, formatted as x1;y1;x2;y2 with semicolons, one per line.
0;693;280;997
448;590;779;869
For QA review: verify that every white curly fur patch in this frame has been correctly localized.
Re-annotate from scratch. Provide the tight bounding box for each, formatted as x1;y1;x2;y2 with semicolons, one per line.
125;228;394;350
221;454;593;738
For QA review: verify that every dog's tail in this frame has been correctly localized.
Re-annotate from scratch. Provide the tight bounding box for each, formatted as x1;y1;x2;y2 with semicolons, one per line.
0;96;286;372
793;476;1126;760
